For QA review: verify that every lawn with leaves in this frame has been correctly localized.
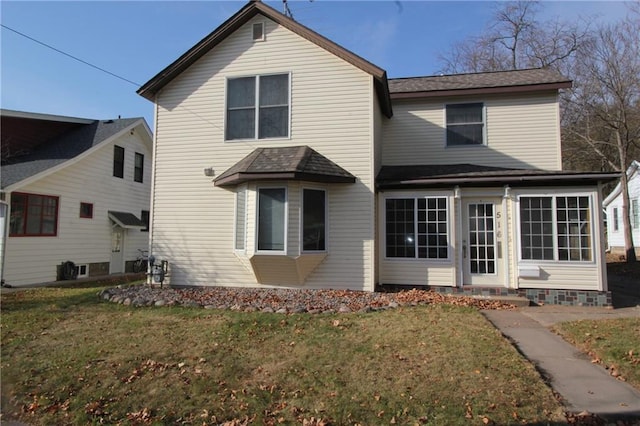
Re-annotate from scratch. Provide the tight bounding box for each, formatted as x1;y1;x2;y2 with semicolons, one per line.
553;318;640;390
1;284;564;425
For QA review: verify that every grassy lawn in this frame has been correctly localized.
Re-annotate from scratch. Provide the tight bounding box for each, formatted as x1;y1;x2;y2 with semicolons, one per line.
553;318;640;390
1;284;564;425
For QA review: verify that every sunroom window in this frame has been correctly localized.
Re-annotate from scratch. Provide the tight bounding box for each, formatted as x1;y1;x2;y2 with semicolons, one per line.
520;195;592;262
446;103;485;146
226;74;289;140
385;197;449;259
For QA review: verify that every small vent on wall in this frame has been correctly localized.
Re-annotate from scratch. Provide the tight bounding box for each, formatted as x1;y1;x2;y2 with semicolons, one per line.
252;22;265;41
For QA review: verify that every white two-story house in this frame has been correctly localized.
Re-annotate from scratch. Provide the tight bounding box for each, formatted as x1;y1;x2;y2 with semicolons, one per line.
1;110;153;286
137;0;618;305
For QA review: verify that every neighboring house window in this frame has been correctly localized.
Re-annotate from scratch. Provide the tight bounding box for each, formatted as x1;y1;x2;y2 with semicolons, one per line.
9;192;59;236
385;197;449;259
613;207;619;231
80;202;93;219
134;152;144;183
226;74;290;140
302;189;326;251
141;210;150;232
446;103;485;146
113;145;125;178
520;195;592;262
632;199;639;229
257;188;286;251
235;188;247;250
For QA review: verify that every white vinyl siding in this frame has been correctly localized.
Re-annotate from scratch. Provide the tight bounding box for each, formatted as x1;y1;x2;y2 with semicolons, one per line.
382;93;562;170
4;129;152;286
152;16;375;290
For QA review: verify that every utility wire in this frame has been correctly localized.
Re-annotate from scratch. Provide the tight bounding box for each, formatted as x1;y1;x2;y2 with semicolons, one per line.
1;23;141;87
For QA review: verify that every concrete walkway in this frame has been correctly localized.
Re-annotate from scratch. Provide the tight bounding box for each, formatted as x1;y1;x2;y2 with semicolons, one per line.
483;308;640;420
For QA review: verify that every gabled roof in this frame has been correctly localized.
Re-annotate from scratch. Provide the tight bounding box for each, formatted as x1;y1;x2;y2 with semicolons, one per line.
389;68;572;100
1;111;150;190
137;0;392;117
214;146;356;187
377;164;619;189
603;160;639;206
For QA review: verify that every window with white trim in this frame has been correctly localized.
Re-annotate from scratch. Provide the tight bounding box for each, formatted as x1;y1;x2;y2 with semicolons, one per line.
520;195;592;262
613;207;619;231
632;199;639;229
446;103;485;146
257;188;286;251
385;197;449;259
302;189;326;252
235;187;247;250
226;74;289;140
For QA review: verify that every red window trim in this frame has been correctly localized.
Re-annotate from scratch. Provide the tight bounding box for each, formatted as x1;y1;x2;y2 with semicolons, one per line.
10;191;59;237
80;202;94;219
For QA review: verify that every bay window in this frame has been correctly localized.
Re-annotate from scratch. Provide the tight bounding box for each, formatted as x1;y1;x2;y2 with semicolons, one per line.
257;188;286;251
302;189;326;251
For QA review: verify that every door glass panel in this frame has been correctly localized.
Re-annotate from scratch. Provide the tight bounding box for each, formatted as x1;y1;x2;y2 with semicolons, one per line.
468;203;496;275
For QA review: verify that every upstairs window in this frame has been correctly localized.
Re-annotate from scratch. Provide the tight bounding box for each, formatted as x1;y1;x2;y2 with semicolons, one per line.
134;152;144;183
10;192;59;236
113;145;125;178
226;74;290;140
446;103;485;146
252;22;265;41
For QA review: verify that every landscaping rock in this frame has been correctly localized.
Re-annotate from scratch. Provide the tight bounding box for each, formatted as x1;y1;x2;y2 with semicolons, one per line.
100;285;518;313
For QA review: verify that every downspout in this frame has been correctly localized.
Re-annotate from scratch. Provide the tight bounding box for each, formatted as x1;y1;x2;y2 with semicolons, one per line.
0;199;8;286
147;98;160;284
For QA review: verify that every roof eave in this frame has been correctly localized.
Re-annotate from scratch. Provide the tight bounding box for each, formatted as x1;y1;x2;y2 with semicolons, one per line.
377;172;620;190
390;81;572;100
214;171;356;187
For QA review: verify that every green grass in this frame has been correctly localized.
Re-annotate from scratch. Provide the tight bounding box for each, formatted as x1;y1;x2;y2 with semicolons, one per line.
553;318;640;389
1;284;564;425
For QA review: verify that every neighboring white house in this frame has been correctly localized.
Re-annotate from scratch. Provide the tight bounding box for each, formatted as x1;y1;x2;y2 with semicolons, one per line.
137;0;618;305
0;109;153;286
603;160;640;255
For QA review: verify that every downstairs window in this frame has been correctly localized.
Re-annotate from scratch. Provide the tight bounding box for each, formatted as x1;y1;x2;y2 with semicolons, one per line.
385;197;449;259
520;195;592;262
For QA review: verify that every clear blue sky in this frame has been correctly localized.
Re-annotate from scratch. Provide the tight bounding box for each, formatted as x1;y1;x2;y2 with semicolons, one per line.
0;1;629;127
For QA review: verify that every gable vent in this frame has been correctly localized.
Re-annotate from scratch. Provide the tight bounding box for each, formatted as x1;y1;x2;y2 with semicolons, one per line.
252;22;265;41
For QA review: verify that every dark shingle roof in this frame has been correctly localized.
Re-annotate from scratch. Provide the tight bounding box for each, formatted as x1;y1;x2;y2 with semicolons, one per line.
214;146;356;186
108;211;146;228
2;118;142;189
389;68;571;98
377;164;619;189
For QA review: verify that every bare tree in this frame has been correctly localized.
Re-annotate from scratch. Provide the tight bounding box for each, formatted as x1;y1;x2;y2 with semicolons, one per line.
438;1;588;74
564;12;640;262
